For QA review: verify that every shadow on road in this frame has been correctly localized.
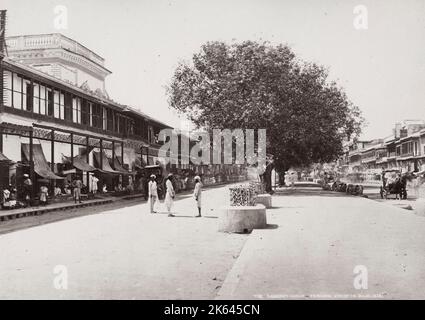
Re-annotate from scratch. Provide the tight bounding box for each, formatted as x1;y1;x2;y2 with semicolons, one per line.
263;224;279;229
274;187;353;198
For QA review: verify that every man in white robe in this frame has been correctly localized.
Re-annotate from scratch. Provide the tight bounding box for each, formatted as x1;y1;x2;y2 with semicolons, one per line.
148;174;158;213
193;176;202;217
165;174;175;217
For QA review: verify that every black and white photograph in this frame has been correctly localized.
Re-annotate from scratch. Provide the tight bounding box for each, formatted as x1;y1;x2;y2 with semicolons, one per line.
0;0;425;305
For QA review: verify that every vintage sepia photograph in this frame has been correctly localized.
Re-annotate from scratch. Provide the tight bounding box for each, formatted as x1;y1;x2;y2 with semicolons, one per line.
0;0;424;305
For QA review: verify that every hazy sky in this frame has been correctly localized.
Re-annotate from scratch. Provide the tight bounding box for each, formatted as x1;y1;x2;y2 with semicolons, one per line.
3;0;425;139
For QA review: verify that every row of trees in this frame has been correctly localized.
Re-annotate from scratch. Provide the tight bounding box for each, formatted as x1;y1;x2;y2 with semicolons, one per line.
167;41;364;191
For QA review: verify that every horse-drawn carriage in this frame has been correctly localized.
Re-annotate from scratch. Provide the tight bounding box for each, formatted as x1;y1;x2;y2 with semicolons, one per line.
380;169;408;200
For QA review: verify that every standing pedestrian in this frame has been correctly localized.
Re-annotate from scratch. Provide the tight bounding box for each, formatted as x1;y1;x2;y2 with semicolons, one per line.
165;173;175;217
148;174;158;213
23;174;32;207
72;176;83;204
2;185;11;208
92;174;99;195
39;183;49;206
193;176;202;217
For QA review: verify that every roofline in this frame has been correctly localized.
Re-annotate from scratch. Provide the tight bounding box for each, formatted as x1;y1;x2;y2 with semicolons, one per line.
6;33;105;63
2;58;173;129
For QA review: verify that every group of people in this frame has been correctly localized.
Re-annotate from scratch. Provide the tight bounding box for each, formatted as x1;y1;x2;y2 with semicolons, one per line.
2;174;47;208
148;173;202;217
39;175;85;205
2;184;18;209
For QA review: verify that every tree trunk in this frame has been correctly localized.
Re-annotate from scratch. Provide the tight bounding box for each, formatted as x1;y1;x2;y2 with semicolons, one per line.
264;162;274;194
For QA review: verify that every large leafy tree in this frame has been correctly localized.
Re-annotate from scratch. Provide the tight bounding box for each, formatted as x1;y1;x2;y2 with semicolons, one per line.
167;41;363;188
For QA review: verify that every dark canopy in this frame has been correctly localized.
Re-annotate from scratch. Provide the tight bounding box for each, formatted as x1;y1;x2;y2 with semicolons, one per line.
22;144;64;180
110;156;134;175
63;155;97;172
0;151;12;163
93;151;121;174
135;156;147;170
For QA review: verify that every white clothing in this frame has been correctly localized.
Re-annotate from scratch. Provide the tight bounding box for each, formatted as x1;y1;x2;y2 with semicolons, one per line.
148;180;158;213
148;180;158;197
165;179;175;212
193;182;202;208
92;176;99;192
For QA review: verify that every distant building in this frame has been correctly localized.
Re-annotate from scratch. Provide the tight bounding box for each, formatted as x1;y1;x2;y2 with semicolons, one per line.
343;120;425;174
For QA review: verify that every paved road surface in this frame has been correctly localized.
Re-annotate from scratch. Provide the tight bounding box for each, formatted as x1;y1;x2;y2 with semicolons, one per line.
2;183;425;299
218;185;425;299
0;184;247;299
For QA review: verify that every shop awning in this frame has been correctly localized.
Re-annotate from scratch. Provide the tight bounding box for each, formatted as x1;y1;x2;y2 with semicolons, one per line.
93;151;121;174
22;144;64;180
110;156;134;175
0;151;12;163
63;155;97;172
135;157;147;170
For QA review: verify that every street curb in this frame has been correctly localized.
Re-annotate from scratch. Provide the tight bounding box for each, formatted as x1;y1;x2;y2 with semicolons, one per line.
0;199;113;222
215;229;261;300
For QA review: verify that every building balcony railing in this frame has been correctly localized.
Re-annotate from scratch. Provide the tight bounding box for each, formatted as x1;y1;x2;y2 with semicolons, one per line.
399;151;414;157
361;156;376;163
349;160;361;167
6;34;105;67
376;157;388;164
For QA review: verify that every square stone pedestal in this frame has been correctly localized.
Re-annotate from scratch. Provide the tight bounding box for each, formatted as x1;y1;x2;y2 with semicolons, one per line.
255;194;272;208
218;204;267;233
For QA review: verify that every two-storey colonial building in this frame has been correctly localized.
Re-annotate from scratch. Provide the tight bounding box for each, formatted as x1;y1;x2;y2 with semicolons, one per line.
0;33;171;200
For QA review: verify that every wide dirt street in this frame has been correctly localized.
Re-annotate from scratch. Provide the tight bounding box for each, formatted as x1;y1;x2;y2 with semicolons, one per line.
1;183;425;299
217;185;425;299
0;184;248;299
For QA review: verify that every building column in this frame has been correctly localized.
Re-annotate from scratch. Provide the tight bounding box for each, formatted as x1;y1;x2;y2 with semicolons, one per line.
0;129;3;153
29;130;35;200
121;142;124;165
99;139;103;169
112;141;115;169
86;136;90;189
50;129;55;194
70;133;74;166
121;142;125;189
50;130;54;171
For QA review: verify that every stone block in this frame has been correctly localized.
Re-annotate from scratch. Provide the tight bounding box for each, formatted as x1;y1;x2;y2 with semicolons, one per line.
256;194;272;208
218;204;267;233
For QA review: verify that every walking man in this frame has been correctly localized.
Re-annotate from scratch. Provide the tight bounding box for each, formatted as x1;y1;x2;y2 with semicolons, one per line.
148;174;158;213
193;175;202;217
165;173;175;217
